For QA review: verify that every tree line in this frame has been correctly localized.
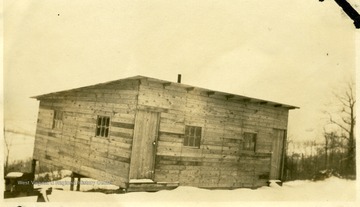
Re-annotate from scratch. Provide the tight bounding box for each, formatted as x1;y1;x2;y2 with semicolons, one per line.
284;82;356;180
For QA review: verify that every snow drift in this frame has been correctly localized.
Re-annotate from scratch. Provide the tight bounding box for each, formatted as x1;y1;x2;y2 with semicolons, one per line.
4;176;355;204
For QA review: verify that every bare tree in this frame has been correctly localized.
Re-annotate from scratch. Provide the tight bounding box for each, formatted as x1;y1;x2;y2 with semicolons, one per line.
326;81;356;176
4;135;13;174
323;129;331;169
323;130;345;170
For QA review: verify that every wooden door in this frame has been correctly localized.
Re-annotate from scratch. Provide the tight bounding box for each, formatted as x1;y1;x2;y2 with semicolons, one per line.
270;129;285;180
129;110;159;179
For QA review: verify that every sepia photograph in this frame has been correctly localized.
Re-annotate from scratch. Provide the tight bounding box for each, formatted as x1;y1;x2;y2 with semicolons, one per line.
2;0;359;206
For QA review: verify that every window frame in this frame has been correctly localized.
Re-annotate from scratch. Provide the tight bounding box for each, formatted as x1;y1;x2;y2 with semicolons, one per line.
242;132;257;152
95;115;111;138
52;110;64;130
183;125;202;148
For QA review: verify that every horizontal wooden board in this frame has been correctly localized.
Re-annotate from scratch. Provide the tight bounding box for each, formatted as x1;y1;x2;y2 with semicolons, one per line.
34;77;291;190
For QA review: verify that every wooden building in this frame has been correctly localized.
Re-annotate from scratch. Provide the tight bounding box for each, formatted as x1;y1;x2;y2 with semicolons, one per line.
32;75;297;190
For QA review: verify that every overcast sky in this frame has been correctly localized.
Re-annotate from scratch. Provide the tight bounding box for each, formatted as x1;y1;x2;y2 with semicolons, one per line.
3;0;358;143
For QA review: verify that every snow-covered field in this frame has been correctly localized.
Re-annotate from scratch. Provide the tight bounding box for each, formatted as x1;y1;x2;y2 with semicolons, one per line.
3;176;357;207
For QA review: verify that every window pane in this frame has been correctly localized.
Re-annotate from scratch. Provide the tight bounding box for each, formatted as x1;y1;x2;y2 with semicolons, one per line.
195;136;201;148
96;116;110;137
184;136;189;146
190;127;195;136
252;135;257;151
100;127;105;136
52;110;63;129
185;126;190;136
243;133;256;151
105;117;110;127
101;117;105;126
97;117;102;126
183;125;202;148
243;139;249;150
96;127;100;136
195;127;201;137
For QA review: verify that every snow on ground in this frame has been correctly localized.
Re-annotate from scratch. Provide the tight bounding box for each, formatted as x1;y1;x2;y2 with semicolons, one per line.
45;177;355;202
4;176;356;205
5;172;24;178
33;176;119;192
129;179;155;183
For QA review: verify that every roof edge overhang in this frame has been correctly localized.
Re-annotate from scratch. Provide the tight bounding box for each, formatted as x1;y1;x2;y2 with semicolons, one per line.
31;75;299;110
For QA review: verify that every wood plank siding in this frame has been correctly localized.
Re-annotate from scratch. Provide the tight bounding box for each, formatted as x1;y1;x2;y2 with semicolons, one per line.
33;76;295;190
33;80;139;188
137;78;289;188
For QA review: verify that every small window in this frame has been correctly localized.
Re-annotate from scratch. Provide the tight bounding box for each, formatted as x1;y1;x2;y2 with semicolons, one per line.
242;132;257;151
183;125;202;148
52;110;63;129
96;116;110;137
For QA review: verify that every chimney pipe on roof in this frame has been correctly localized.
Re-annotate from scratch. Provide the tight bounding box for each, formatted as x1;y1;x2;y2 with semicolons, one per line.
177;74;181;83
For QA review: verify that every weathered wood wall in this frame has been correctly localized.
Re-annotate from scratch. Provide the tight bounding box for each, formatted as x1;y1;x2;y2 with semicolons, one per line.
33;80;139;188
33;77;290;189
137;78;289;188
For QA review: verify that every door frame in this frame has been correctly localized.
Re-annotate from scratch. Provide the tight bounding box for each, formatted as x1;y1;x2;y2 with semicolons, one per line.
270;128;287;181
129;110;160;180
149;112;160;180
279;130;287;181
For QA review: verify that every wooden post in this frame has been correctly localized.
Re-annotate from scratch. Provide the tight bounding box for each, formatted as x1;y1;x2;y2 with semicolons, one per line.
70;174;75;191
31;159;37;180
76;177;81;191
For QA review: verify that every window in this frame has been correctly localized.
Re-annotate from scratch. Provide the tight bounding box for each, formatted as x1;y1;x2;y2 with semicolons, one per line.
183;125;202;148
242;132;257;151
96;116;110;137
52;110;63;129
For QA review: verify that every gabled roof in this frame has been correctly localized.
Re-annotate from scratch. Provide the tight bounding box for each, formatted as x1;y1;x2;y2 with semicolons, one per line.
32;75;299;110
